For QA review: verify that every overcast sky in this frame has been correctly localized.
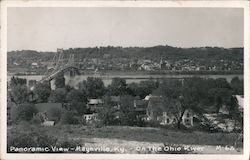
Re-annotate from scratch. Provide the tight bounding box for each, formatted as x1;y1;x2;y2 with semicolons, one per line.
7;7;243;52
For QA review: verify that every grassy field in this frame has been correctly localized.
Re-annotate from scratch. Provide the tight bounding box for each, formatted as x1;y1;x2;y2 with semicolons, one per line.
8;124;243;154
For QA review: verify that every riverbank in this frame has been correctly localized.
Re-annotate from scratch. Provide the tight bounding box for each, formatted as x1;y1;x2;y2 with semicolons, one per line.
8;69;243;76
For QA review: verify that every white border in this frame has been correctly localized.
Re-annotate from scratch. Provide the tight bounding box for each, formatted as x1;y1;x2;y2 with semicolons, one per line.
0;1;249;160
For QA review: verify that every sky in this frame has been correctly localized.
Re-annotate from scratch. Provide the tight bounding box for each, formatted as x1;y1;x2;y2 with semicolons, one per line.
7;7;244;52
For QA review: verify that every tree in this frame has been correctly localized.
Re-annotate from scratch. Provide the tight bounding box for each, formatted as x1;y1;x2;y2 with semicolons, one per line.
205;78;234;113
215;96;223;113
82;77;105;98
98;104;118;125
228;96;242;125
17;103;38;121
66;89;87;103
214;78;232;89
178;79;204;129
9;84;29;104
33;81;51;103
49;107;63;122
119;95;136;126
154;79;182;99
209;87;233;112
231;77;244;95
155;79;204;129
126;80;159;98
60;111;80;124
49;88;67;103
10;76;27;86
9;77;29;104
126;83;138;97
228;96;243;148
137;80;159;98
66;89;87;115
107;78;127;96
54;72;65;89
155;79;183;129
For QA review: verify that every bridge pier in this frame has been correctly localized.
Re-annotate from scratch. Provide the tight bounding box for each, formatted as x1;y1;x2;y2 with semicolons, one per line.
50;79;56;90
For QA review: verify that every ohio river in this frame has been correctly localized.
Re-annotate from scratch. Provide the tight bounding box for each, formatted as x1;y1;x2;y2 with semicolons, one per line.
7;74;243;87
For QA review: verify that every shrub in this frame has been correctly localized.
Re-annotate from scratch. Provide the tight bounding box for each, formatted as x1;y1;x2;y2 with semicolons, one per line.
59;139;82;148
49;106;63;122
8;132;36;151
36;134;57;148
31;114;43;124
7;131;57;153
16;103;38;121
135;118;147;127
9;102;18;124
60;111;80;125
145;120;161;128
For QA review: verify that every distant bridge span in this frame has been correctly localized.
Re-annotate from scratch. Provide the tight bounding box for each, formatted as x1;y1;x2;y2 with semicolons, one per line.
40;65;80;82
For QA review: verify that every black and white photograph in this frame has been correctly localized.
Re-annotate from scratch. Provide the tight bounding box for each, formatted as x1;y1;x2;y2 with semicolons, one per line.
0;1;249;160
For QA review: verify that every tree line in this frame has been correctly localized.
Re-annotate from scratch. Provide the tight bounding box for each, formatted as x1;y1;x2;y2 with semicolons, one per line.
8;74;243;129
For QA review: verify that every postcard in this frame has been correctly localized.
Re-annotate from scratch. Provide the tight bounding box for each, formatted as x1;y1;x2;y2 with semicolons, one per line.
0;1;249;160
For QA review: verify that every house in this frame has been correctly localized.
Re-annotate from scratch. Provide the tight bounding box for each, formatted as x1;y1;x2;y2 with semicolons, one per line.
83;113;98;122
146;96;194;127
84;99;104;122
202;95;244;132
144;94;161;101
133;100;148;119
31;62;38;66
110;96;121;110
42;121;55;126
87;99;104;112
31;62;39;69
218;95;244;115
235;95;244;113
219;104;229;115
157;112;177;125
182;109;194;127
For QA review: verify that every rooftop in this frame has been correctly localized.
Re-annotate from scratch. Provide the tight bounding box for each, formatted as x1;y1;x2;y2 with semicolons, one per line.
88;99;104;105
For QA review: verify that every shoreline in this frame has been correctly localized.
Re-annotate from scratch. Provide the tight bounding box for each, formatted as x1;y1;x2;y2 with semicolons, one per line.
8;70;244;77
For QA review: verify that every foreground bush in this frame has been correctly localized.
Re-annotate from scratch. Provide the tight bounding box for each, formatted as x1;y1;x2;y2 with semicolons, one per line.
16;103;38;121
7;129;84;153
60;111;80;125
7;131;57;153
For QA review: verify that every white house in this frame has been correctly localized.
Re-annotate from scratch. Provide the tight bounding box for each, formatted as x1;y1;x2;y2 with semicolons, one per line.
83;113;98;122
87;99;104;112
146;96;195;127
182;109;194;127
31;62;38;66
235;95;244;113
156;109;194;127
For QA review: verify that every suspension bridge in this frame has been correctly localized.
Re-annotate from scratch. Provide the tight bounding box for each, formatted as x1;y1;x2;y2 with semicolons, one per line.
40;48;80;82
